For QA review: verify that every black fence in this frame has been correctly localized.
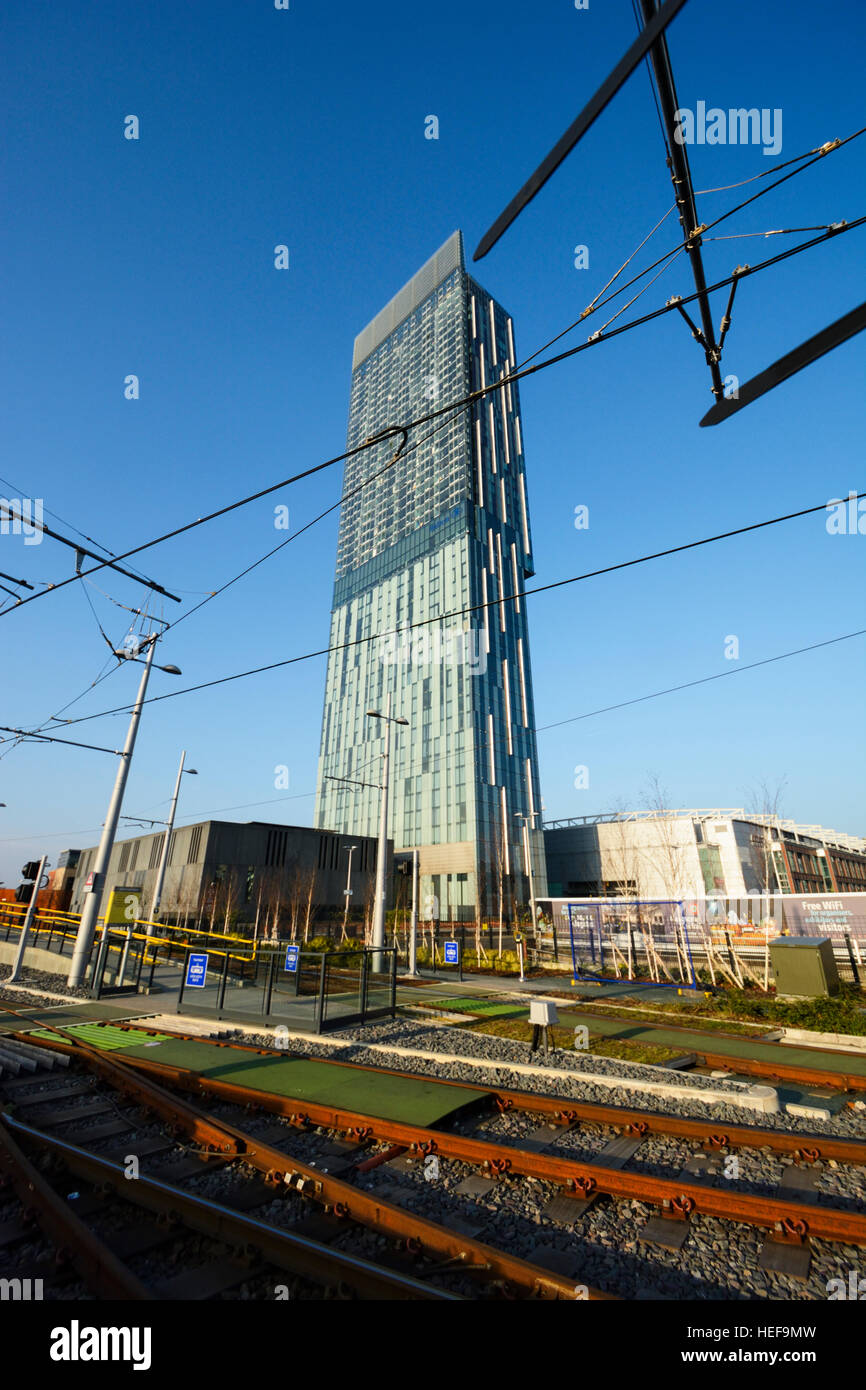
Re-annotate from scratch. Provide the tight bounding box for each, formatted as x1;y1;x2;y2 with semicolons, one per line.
174;945;398;1033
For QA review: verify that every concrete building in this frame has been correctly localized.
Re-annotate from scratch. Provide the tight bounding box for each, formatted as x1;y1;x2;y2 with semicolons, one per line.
69;821;387;930
315;230;547;920
544;809;866;901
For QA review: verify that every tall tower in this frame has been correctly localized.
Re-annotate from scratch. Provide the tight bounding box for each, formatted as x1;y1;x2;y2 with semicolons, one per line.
315;231;547;921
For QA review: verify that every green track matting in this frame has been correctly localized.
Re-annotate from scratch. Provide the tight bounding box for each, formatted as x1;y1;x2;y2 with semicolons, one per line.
424;998;527;1018
37;1027;488;1125
416;992;866;1084
551;1010;866;1079
28;1023;172;1050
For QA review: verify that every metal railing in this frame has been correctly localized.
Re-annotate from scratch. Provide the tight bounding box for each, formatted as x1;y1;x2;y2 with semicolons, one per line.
175;945;397;1033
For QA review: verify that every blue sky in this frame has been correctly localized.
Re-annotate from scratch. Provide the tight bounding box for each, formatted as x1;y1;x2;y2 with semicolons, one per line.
0;0;864;885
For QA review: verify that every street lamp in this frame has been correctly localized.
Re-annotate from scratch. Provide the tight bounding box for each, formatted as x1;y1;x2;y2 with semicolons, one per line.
67;634;182;988
341;844;358;941
515;811;540;970
149;751;198;925
366;697;409;970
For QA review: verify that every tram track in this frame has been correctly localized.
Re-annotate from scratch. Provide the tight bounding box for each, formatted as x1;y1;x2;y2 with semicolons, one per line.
6;1007;866;1297
0;1008;599;1301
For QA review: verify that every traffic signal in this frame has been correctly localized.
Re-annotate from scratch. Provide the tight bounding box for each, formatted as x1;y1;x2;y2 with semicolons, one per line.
15;861;41;904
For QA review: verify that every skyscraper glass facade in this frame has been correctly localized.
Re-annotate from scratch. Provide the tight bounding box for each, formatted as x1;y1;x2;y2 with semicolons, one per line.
315;231;547;919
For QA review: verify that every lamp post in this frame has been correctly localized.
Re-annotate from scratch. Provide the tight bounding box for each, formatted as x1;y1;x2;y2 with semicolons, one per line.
408;848;419;977
341;844;358;941
149;751;198;926
366;696;408;972
516;811;540;969
67;634;182;988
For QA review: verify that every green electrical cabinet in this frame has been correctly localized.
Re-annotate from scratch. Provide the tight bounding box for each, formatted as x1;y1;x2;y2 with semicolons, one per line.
770;936;841;998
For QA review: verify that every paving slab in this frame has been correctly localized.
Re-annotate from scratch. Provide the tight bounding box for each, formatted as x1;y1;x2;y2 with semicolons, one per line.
593;1136;643;1169
758;1238;811;1280
778;1165;819;1196
526;1244;582;1277
155;1259;261;1300
382;1153;421;1174
640;1216;691;1250
543;1195;592;1224
454;1176;496;1198
510;1123;565;1154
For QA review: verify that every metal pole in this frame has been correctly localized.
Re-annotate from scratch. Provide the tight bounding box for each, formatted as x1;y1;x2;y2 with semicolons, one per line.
408;848;419;976
67;638;157;988
342;844;356;940
370;693;392;972
117;924;133;987
149;749;186;926
638;0;724;400
524;819;538;939
7;854;48;983
844;932;861;987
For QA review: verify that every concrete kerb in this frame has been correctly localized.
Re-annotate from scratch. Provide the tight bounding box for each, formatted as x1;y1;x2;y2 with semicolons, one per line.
777;1027;866;1055
159;1013;781;1116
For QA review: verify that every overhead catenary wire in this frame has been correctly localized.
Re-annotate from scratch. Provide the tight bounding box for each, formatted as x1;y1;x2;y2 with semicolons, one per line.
41;491;866;730
0;222;861;776
0;471;157;588
0;569;34;591
0;726;123;756
0;501;180;603
3;211;862;767
534;629;866;732
165;433;410;635
520;125;865;371
78;626;863;834
0;425;406;621
1;210;862;628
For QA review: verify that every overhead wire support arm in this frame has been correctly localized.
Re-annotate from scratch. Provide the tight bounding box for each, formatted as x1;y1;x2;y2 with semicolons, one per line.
667;295;708;350
0;570;34;591
637;0;724;397
0;725;122;756
0;502;180;603
324;774;383;792
717;266;747;354
473;0;691;261
700;301;866;427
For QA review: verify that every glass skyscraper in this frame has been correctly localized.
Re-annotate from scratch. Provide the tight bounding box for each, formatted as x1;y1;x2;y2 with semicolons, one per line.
315;230;547;921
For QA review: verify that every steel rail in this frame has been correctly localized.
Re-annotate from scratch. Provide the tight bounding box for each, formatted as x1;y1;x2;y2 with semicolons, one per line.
0;1110;153;1300
3;1115;458;1302
4;1021;601;1299
101;1053;866;1248
687;1050;865;1093
99;1021;866;1164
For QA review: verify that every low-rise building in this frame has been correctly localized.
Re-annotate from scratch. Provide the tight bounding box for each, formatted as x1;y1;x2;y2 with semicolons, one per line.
544;809;866;900
69;821;389;931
